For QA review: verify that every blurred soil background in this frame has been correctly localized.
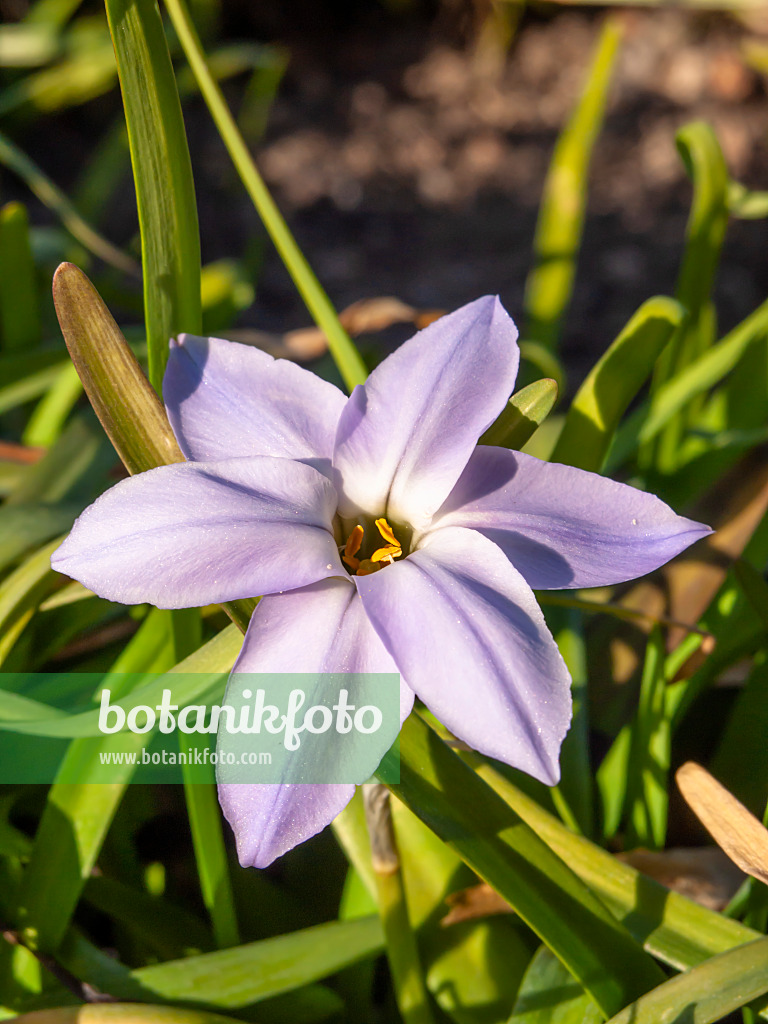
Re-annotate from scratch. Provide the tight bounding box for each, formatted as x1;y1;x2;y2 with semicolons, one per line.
3;0;768;390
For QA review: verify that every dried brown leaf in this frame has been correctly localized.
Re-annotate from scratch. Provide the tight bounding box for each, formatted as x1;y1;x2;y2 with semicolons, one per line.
618;846;745;910
441;882;512;926
676;761;768;885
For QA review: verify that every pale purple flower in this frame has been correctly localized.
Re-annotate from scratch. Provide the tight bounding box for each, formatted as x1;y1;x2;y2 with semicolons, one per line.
51;297;710;868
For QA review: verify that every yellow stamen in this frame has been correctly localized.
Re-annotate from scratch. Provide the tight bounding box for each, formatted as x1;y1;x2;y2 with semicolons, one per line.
375;518;399;547
342;524;364;570
370;544;402;564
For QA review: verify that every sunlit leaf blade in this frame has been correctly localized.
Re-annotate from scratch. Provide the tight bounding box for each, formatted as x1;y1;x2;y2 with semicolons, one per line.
625;628;669;850
607;294;768;468
676;762;768;886
22;363;83;448
0;202;40;351
161;0;368;391
104;0;202;388
0;538;63;668
648;122;730;471
56;930;344;1023
11;626;240;955
180;732;240;949
604;937;768;1024
728;181;768;220
480;379;558;449
130;916;384;1007
523;17;621;352
52;262;184;474
8;415;113;506
0;504;80;574
508;945;602;1024
552;297;684;472
466;755;766;972
0;351;70;416
12;1005;261;1024
389;713;666;1018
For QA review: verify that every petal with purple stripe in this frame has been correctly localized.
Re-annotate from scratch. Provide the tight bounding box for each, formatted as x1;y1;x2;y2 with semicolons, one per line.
333;297;519;529
165;333;346;464
433;447;712;589
356;526;572;785
52;457;342;607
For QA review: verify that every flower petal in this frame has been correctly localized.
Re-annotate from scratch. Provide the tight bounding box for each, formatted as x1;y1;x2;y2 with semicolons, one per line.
52;458;342;607
233;577;415;723
356;526;572;785
218;577;412;869
218;781;355;870
333;296;519;529
165;334;347;463
433;447;712;590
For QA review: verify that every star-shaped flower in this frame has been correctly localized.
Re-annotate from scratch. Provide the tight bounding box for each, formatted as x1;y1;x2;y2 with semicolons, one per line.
52;296;710;867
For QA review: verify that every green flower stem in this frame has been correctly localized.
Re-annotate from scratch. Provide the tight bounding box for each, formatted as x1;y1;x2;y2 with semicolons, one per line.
162;0;367;392
363;784;435;1024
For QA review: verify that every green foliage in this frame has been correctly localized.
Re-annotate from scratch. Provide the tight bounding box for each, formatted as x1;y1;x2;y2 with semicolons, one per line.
1;2;768;1022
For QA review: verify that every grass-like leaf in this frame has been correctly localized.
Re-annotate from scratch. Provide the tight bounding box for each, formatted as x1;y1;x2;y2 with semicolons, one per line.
390;713;666;1018
0;201;40;352
553;297;684;472
467;755;767;972
523;17;622;352
508;945;602;1023
104;0;202;389
480;379;558;450
162;0;368;391
604;937;768;1024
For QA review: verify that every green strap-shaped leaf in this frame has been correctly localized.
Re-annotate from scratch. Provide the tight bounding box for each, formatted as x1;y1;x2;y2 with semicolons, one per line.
508;945;602;1024
606;293;768;469
0;201;40;352
130;916;384;1007
22;363;83;448
162;0;368;391
466;754;766;972
0;537;63;668
480;379;558;449
625;627;670;850
552;297;685;472
604;937;768;1024
12;1005;261;1024
12;626;240;954
648;122;730;471
104;0;202;388
390;713;666;1018
523;18;622;352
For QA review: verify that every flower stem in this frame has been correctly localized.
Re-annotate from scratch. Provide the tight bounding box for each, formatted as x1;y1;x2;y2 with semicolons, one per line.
363;784;435;1024
161;0;368;392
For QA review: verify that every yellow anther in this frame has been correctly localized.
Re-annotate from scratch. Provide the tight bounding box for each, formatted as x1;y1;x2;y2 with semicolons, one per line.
370;544;402;564
345;525;364;559
342;524;364;570
375;518;400;549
